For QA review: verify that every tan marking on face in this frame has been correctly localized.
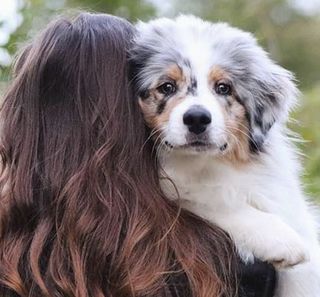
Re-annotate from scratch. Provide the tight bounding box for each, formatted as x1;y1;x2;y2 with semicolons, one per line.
217;97;251;164
154;95;184;127
208;66;231;84
139;94;185;131
166;64;185;83
208;67;251;163
139;97;158;128
139;64;188;133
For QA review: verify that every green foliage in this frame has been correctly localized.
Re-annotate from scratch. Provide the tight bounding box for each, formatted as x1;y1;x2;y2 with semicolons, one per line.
0;0;156;81
293;85;320;199
66;0;156;21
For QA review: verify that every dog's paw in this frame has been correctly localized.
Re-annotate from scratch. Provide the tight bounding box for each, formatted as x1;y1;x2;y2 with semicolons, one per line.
250;229;310;269
268;243;309;269
234;225;309;268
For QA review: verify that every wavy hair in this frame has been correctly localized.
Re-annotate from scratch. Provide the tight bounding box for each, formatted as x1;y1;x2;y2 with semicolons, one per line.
0;13;237;297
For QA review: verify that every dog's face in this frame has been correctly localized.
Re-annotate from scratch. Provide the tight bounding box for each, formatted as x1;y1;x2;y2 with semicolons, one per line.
131;16;298;162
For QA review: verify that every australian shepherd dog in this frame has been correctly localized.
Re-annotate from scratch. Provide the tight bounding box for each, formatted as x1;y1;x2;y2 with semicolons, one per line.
130;15;320;296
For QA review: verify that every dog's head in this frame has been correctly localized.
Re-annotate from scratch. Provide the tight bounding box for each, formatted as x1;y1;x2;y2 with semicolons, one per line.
130;15;298;162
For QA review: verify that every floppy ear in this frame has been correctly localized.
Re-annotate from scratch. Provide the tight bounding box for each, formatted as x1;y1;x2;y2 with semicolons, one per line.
233;41;299;152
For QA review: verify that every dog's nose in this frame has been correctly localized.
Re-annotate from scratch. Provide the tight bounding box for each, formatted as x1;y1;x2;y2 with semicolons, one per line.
183;106;212;135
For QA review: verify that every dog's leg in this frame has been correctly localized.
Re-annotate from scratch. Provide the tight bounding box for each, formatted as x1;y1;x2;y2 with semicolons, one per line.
275;250;320;297
210;205;310;268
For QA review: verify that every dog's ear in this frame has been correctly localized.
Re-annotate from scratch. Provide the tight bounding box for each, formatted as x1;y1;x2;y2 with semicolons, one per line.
246;66;298;152
231;36;299;152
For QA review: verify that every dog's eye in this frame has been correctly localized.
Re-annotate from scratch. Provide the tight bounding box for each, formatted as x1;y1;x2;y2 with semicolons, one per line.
157;82;176;96
215;83;232;95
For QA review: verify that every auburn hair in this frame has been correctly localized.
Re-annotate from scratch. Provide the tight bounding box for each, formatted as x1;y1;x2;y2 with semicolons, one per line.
0;13;237;297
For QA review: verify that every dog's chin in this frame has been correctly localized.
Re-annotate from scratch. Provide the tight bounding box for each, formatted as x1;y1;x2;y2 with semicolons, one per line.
165;140;228;155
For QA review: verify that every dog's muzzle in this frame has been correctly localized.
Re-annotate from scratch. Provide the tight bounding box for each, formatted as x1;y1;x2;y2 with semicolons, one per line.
183;105;211;135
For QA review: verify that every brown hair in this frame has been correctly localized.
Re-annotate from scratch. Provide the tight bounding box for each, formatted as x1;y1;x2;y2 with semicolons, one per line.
0;13;237;297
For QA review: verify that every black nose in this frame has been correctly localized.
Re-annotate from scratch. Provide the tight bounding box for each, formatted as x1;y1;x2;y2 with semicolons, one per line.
183;106;212;135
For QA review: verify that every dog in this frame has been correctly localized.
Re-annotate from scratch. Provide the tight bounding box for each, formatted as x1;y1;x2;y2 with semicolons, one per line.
130;15;320;296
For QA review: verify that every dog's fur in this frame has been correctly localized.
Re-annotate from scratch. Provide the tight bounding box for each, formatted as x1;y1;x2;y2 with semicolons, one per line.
131;15;320;296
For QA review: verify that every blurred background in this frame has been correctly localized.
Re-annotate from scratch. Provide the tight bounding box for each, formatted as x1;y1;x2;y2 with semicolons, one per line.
0;0;319;200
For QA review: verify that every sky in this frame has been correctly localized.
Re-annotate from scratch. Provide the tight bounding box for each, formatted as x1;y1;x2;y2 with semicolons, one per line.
1;0;320;66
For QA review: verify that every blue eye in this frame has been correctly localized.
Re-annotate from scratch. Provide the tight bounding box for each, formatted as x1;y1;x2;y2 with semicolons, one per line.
157;82;176;96
215;82;232;95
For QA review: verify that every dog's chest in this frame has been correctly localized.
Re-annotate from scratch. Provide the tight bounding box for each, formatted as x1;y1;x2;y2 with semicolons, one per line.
161;159;253;217
161;155;302;230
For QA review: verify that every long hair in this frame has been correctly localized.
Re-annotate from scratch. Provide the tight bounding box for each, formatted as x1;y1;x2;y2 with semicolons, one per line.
0;13;237;297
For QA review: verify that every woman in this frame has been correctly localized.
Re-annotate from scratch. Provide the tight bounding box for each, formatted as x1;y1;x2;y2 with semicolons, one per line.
0;13;275;297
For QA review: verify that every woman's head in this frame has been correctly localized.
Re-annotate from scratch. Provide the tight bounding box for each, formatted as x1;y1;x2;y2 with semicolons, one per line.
0;13;237;297
3;13;140;192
